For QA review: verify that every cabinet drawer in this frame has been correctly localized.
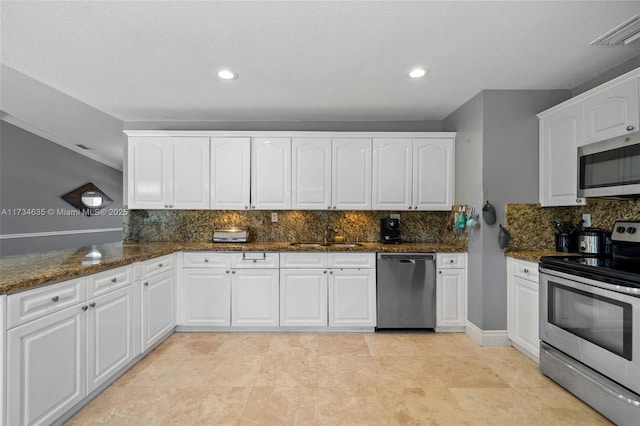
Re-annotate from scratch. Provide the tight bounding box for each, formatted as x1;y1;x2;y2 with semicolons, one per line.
87;265;133;299
437;253;466;268
513;260;539;282
328;253;375;269
280;252;328;268
141;254;175;279
231;252;279;269
183;252;232;269
7;277;87;329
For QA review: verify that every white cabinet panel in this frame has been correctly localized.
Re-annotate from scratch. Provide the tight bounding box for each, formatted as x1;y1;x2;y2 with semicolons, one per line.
8;277;86;329
230;252;279;269
180;269;231;327
140;254;175;279
251;138;291;209
584;78;639;144
280;252;328;268
127;137;210;209
413;139;453;210
292;138;332;210
231;269;279;326
372;138;412;210
328;269;376;327
327;252;375;269
86;285;135;393
211;138;251;210
7;304;86;426
507;258;540;362
436;269;466;328
539;103;586;206
141;270;175;351
331;138;372;210
86;265;133;299
128;137;168;209
280;269;328;327
183;252;232;269
437;253;466;269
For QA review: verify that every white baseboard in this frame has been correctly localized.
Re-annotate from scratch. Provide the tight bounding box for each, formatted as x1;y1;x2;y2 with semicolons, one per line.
465;321;510;347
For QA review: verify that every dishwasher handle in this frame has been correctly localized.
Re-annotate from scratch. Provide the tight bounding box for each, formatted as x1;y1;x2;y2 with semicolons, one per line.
377;253;435;261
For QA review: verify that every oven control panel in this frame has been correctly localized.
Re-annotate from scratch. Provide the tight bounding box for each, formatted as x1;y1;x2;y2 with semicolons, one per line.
611;220;640;243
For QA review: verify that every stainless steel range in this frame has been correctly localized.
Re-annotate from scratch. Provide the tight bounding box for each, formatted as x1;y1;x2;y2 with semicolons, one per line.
539;220;640;425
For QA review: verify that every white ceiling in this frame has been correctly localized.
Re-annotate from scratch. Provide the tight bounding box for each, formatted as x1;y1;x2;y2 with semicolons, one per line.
1;1;640;167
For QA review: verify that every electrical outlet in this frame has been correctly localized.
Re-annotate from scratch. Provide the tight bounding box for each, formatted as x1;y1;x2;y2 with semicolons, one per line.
390;213;400;220
582;213;591;227
271;212;278;222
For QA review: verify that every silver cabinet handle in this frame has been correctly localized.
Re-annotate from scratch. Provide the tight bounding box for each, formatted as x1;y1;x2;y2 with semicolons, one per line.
143;282;149;286
439;271;442;274
327;206;331;209
232;271;236;274
158;263;163;267
51;296;60;302
524;268;529;273
329;271;333;274
251;206;256;209
89;302;96;308
627;125;635;131
245;206;249;210
204;259;209;263
449;259;454;263
576;198;582;203
408;206;412;209
82;305;88;311
414;206;417;209
111;277;117;283
333;206;337;209
226;270;230;274
323;270;327;274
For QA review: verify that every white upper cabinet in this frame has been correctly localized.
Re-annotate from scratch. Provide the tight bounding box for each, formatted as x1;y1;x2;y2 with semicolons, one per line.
211;138;251;210
292;138;332;210
372;138;454;210
372;138;412;210
251;138;292;210
128;136;210;209
539;103;586;206
332;138;372;210
584;78;639;144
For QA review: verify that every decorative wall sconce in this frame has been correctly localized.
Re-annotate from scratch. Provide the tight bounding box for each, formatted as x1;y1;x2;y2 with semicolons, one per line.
61;183;112;216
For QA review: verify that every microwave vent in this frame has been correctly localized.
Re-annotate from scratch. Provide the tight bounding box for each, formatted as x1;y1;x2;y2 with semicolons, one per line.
591;14;640;46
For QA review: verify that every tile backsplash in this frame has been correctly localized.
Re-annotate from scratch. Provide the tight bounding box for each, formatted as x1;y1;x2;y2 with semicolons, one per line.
123;208;468;248
505;199;640;252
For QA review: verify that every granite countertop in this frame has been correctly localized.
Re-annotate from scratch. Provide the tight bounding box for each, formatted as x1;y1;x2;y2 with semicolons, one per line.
0;241;465;295
505;249;582;263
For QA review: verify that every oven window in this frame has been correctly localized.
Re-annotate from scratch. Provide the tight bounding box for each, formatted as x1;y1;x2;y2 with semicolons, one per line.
579;142;640;189
548;282;632;360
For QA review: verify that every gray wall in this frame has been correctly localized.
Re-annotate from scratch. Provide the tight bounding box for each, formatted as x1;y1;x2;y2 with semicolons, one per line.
0;121;123;256
443;90;570;331
572;55;640;96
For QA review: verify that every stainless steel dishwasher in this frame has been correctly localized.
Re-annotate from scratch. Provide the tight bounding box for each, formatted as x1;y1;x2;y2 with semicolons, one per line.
376;253;436;329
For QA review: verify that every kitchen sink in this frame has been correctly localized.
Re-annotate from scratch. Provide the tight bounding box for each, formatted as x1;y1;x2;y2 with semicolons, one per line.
325;243;362;248
289;242;324;247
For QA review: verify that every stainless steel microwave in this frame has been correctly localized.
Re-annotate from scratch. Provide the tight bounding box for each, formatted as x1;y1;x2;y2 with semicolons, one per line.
578;132;640;198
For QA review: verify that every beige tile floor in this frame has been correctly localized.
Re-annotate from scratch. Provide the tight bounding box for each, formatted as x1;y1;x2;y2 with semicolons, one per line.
66;332;612;425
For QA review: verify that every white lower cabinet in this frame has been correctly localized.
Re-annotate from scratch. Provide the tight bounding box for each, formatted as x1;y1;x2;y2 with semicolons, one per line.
180;268;231;326
86;286;135;393
7;303;86;426
141;270;175;351
507;257;540;362
436;253;467;331
280;269;328;327
328;268;376;327
232;269;279;326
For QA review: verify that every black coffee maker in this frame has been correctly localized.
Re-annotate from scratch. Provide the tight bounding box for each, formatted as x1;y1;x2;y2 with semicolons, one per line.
380;218;401;244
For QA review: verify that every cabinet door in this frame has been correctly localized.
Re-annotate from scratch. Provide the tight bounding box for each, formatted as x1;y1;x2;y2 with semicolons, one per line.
413;139;453;210
170;137;210;209
86;286;135;393
292;138;332;210
584;78;639;144
328;269;376;327
251;138;291;209
331;138;372;210
436;268;466;328
280;269;328;327
372;138;412;210
141;270;175;352
211;138;251;210
231;269;279;326
180;269;231;326
127;137;170;209
539;103;586;206
510;276;540;360
7;305;86;426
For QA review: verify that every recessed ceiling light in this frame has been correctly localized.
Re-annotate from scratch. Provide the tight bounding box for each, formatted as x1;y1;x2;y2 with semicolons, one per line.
217;69;238;80
409;68;428;79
